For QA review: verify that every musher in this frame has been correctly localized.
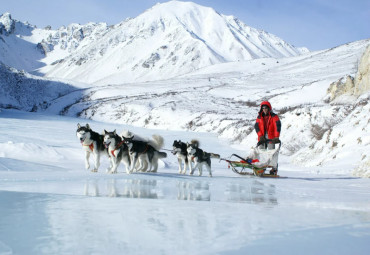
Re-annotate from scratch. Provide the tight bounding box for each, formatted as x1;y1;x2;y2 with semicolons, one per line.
254;101;281;174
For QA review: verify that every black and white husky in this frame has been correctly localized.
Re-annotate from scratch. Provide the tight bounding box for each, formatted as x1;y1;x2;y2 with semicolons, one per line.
76;123;106;172
120;130;149;172
172;140;190;174
103;130;131;174
186;141;220;177
122;135;167;173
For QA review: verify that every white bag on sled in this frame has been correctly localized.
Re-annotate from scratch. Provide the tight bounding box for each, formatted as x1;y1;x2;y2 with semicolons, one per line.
248;146;279;169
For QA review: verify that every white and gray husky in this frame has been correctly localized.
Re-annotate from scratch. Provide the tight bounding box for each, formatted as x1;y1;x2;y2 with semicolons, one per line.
103;130;131;174
186;140;220;177
122;134;167;173
76;123;107;172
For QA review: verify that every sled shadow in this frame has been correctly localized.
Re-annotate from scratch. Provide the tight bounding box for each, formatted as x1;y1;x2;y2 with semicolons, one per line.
283;176;361;181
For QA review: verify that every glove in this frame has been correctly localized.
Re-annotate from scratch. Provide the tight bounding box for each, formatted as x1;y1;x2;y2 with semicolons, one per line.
272;137;280;143
246;158;252;164
259;136;266;142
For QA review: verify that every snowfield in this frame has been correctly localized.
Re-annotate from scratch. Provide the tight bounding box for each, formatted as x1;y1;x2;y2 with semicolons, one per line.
0;110;369;255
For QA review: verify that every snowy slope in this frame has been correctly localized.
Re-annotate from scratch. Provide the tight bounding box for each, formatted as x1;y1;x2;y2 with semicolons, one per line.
0;30;369;176
0;1;306;84
37;39;369;175
0;3;369;177
0;62;82;111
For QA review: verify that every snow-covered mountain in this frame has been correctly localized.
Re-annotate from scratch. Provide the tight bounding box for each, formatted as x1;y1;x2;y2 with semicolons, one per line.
0;12;111;74
0;1;307;84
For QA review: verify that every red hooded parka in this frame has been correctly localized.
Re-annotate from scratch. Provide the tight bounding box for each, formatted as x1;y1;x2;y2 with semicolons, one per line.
254;101;281;141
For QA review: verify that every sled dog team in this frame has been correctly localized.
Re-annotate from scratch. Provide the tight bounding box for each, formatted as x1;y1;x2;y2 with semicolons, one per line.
76;123;220;177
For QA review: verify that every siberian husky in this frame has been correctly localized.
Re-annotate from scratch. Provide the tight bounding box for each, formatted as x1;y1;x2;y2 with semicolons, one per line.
186;140;220;177
120;130;149;172
172;140;190;174
103;130;131;174
76;123;106;172
122;135;167;173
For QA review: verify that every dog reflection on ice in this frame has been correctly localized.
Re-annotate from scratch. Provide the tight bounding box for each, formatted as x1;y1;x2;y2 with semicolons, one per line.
83;179;276;204
84;179;159;198
177;181;210;201
225;180;277;205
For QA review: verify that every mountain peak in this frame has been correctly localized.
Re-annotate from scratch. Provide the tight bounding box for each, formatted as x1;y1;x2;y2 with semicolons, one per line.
0;12;15;35
146;1;215;16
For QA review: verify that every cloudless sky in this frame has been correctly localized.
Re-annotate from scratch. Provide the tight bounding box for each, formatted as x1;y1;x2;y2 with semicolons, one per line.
0;0;369;50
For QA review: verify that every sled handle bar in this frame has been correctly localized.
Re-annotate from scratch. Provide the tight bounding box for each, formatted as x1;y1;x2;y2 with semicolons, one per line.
220;154;251;164
256;139;281;148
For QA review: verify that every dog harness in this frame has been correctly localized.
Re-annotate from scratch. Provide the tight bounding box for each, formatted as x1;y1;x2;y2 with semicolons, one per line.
111;141;125;157
83;143;94;152
130;144;150;155
141;145;149;154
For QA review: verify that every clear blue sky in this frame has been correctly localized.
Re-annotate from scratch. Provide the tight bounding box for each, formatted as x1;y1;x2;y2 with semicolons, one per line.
0;0;369;51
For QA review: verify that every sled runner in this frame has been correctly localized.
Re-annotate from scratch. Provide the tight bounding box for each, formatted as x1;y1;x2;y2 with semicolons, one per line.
221;139;281;178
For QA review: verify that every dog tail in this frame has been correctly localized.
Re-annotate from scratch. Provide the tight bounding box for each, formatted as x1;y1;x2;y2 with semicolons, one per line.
209;153;220;159
150;135;164;150
120;130;148;142
120;129;133;138
190;139;199;148
157;151;167;158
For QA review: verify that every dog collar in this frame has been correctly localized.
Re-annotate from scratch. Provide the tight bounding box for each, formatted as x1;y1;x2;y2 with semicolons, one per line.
111;140;125;157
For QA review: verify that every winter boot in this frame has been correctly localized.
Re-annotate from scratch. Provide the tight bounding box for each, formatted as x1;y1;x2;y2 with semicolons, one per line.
269;169;278;175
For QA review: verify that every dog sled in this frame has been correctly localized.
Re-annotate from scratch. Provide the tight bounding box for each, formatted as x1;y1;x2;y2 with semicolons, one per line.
221;139;282;178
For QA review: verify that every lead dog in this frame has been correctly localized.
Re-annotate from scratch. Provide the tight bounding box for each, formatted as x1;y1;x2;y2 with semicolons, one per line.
186;141;220;177
103;130;131;174
76;123;106;172
122;135;167;173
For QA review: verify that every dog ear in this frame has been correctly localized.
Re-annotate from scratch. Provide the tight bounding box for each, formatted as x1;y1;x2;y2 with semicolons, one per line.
86;124;90;130
113;130;116;135
104;130;107;135
77;123;81;128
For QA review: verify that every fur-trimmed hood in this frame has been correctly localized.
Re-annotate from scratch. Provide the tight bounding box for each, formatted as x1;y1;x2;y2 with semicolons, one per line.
259;101;272;113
